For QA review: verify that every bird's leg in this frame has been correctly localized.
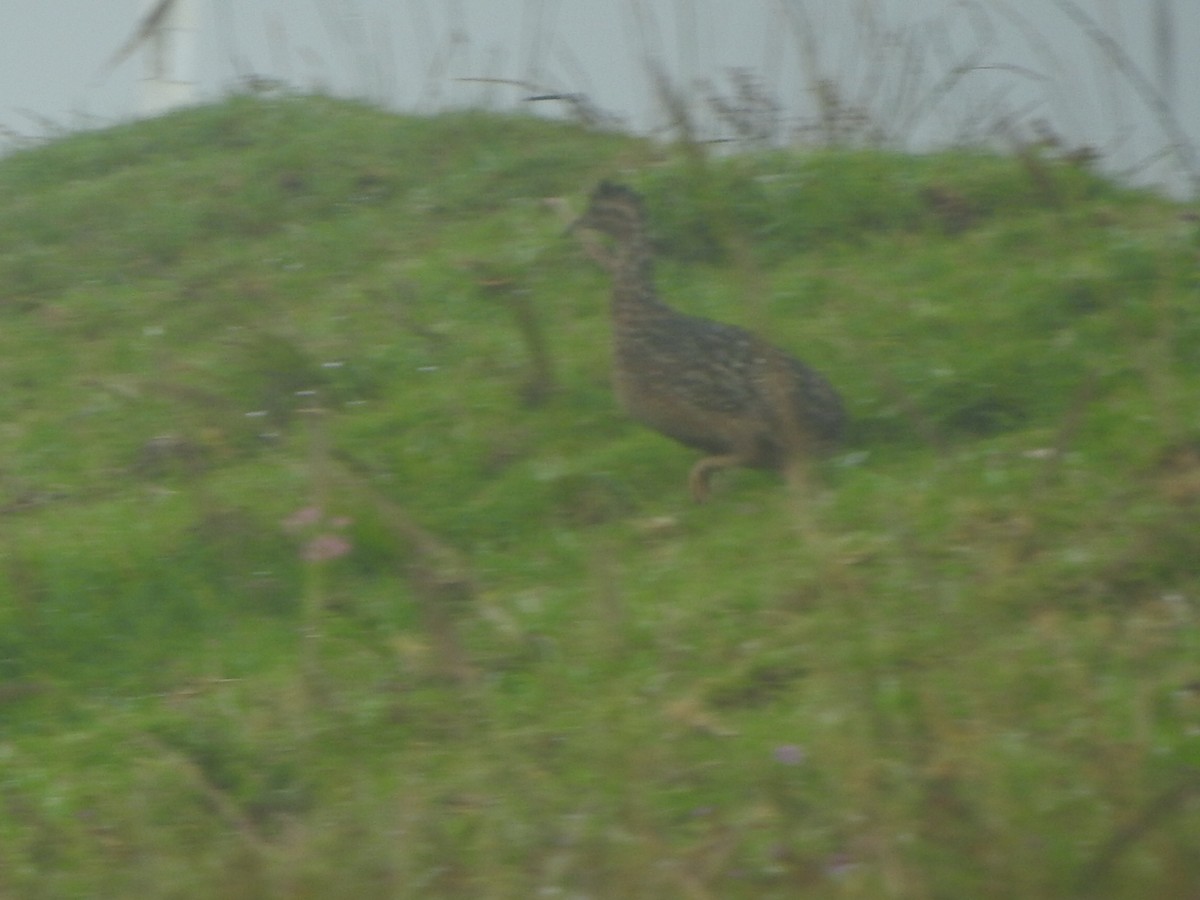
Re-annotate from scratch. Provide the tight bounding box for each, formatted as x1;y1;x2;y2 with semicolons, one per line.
688;454;745;503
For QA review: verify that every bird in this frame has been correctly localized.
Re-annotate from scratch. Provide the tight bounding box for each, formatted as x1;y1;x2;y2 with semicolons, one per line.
569;180;845;501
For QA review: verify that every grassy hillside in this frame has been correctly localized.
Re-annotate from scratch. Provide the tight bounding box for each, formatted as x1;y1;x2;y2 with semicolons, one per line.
1;93;1198;898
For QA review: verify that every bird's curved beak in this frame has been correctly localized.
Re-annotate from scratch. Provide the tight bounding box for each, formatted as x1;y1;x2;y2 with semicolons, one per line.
543;196;586;237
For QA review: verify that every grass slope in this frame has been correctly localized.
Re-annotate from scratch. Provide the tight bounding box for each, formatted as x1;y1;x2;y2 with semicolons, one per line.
0;94;1198;898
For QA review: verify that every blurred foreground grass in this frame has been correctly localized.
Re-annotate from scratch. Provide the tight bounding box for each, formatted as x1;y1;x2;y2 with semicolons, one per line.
0;94;1198;898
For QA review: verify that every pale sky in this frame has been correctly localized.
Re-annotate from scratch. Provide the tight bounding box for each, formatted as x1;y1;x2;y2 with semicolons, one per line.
2;1;1197;195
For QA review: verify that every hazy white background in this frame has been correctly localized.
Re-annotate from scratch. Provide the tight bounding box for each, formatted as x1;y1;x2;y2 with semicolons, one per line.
2;1;1197;195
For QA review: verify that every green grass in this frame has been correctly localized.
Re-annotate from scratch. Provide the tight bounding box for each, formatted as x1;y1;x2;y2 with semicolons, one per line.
1;93;1198;898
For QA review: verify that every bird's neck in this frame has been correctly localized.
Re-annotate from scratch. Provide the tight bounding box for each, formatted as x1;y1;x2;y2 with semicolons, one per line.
608;223;664;317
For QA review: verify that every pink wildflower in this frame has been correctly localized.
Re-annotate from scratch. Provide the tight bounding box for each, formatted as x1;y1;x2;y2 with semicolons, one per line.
283;506;323;532
303;533;352;563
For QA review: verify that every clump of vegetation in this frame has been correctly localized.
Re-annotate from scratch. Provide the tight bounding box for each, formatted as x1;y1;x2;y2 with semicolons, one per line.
0;93;1197;898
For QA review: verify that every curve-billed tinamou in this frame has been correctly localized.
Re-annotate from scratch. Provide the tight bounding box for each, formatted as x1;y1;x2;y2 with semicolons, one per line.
571;181;845;501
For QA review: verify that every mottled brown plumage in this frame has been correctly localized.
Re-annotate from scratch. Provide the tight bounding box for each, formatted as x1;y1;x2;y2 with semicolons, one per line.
572;181;845;501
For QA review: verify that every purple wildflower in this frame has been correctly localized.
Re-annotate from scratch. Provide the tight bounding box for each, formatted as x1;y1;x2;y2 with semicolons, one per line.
772;744;806;766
